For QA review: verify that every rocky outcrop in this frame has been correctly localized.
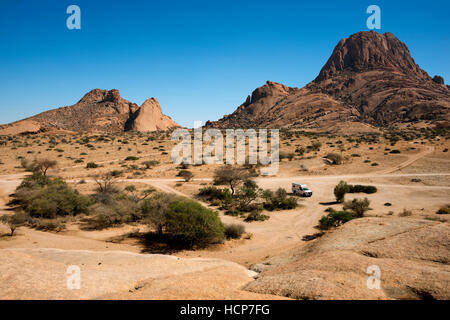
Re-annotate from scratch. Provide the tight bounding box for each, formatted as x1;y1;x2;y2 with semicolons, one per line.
245;217;450;300
129;98;179;132
0;89;180;134
207;31;449;130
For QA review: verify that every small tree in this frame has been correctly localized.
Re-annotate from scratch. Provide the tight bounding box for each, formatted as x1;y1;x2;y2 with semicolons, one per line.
343;198;371;217
213;165;251;196
0;212;29;236
92;171;117;194
30;159;57;176
141;193;174;235
125;185;155;202
236;180;261;211
334;181;350;203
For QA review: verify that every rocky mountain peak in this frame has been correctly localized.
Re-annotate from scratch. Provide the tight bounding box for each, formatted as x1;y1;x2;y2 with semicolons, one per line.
315;31;431;82
78;88;125;104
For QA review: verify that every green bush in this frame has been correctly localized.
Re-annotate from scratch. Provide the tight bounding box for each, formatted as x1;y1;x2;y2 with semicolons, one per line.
224;223;245;239
334;181;350;203
164;199;225;247
86;162;99;168
319;209;355;230
348;185;377;194
437;205;450;215
262;188;298;211
343;198;371;218
178;170;193;182
29;218;66;232
245;210;269;222
88;203;124;229
198;186;232;203
279;151;295;161
11;174;92;219
325;153;343;165
125;156;140;161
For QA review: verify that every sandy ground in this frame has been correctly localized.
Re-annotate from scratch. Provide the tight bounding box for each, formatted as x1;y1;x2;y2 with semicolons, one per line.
0;134;449;299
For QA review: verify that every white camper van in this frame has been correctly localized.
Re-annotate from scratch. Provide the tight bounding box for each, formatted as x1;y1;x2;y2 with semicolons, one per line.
292;183;313;197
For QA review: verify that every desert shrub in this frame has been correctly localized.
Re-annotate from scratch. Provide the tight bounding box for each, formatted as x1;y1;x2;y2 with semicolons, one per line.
20;158;30;169
334;181;350;203
29;218;66;232
399;209;412;217
142;160;160;169
245;210;269;222
86;162;98;169
178;170;193;182
110;170;123;177
310;141;322;151
11;174;92;219
224;223;245;239
325;153;343;165
198;186;229;201
177;163;190;170
295;146;305;156
389;149;401;154
319;209;355;230
343;198;371;217
437;205;450;215
15;172;51;191
88;203;124;229
348;185;377;194
279;151;295;161
262;188;298;211
164;199;225;247
302;232;325;241
125;156;139;161
91;184;121;205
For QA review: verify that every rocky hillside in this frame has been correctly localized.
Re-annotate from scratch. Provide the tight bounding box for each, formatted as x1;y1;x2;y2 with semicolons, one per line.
0;89;179;134
206;31;450;130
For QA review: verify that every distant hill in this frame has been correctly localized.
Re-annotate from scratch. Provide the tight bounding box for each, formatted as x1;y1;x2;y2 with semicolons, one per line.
0;89;179;134
206;31;449;131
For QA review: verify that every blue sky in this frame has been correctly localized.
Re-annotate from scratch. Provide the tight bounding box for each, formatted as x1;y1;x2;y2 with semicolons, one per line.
0;0;449;128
